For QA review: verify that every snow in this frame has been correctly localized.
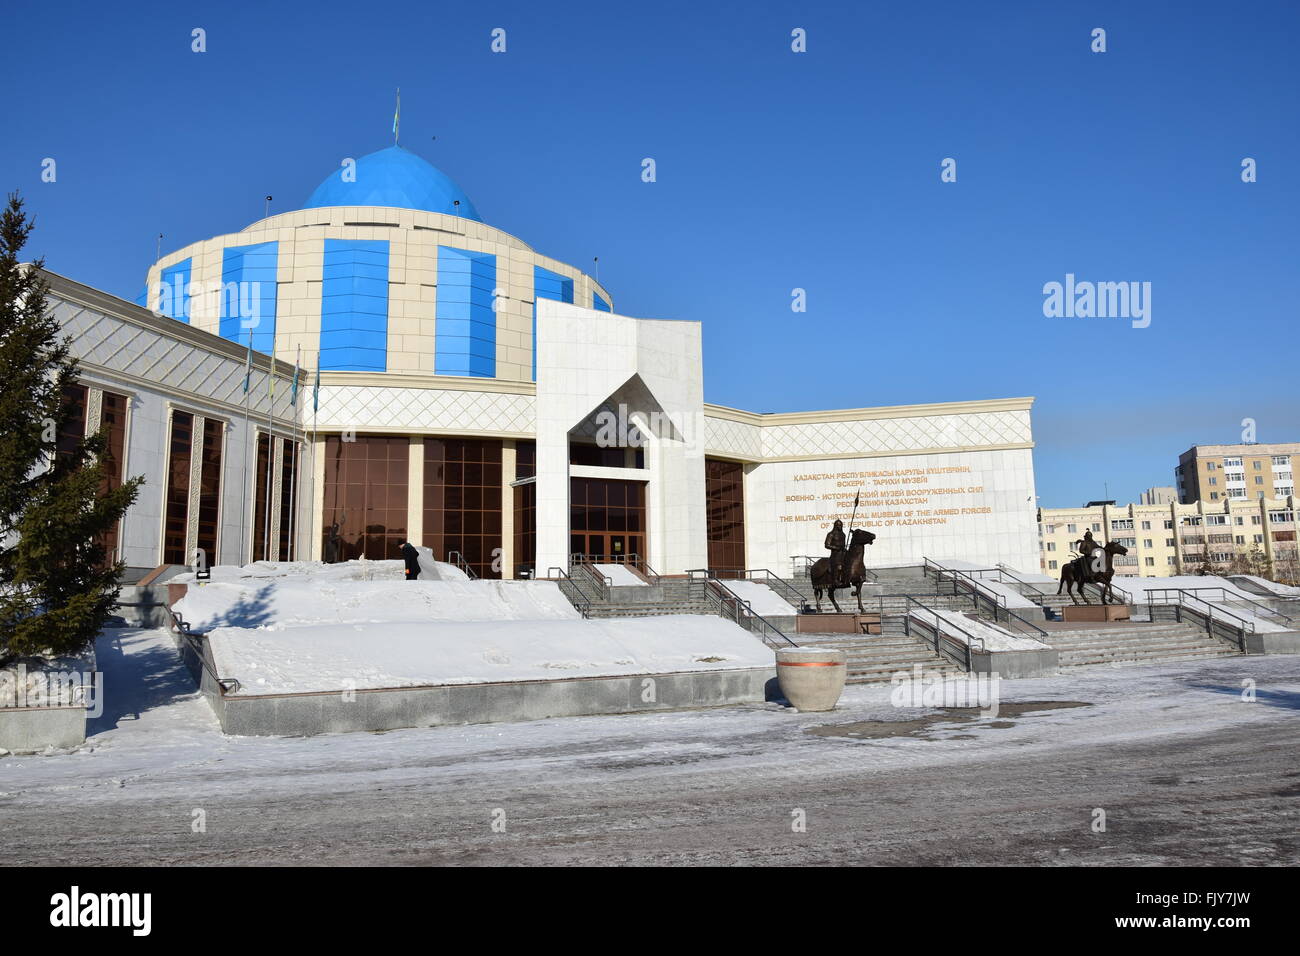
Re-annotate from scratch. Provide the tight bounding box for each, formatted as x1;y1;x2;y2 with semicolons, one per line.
723;580;799;616
1232;574;1300;598
173;570;580;631
168;561;772;694
8;624;1297;850
924;560;1040;608
927;610;1049;651
594;563;648;587
208;615;772;694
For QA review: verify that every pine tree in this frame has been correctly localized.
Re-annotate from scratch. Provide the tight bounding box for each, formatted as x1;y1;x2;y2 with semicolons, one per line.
0;192;142;663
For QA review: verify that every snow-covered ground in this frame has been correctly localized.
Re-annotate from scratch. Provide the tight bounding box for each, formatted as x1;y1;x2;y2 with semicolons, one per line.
724;580;799;617
170;561;772;694
210;616;772;694
594;563;648;587
2;626;1298;866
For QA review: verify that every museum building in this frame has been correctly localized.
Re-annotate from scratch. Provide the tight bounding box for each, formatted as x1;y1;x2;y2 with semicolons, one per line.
43;146;1041;579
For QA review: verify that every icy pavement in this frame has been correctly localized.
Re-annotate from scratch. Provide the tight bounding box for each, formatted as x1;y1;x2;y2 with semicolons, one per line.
1;627;1298;865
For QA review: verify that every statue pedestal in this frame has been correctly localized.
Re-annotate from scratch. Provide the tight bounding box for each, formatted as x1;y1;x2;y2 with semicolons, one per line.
797;613;880;635
1061;604;1130;623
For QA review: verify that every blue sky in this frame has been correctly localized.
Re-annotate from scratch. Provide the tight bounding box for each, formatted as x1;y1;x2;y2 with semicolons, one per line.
3;0;1297;506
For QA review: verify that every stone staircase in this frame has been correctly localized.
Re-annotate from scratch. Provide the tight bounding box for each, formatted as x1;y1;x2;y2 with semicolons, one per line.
1039;621;1240;668
582;578;712;619
795;613;965;684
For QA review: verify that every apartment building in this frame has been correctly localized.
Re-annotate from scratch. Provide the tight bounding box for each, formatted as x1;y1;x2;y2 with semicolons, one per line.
1038;495;1299;582
1176;443;1299;504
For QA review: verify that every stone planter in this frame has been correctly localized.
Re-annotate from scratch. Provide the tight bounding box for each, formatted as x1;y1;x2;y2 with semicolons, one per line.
775;647;847;711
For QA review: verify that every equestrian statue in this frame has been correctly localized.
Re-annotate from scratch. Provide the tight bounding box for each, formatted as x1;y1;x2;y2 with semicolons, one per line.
809;496;877;612
1057;531;1129;605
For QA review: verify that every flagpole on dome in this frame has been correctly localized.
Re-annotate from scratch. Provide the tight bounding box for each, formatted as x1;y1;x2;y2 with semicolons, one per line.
393;87;400;146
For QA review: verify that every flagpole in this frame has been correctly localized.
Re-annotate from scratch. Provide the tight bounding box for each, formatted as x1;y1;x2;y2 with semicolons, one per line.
239;327;253;567
262;335;276;563
287;345;300;562
308;356;321;563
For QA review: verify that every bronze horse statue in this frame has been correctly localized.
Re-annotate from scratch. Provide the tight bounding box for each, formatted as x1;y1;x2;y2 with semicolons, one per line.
810;527;876;612
1057;540;1129;605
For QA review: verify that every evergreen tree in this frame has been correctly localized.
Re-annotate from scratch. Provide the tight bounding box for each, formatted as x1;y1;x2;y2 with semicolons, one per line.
0;192;142;663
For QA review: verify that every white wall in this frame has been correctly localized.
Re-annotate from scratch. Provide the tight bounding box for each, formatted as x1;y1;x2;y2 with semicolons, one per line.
744;447;1040;574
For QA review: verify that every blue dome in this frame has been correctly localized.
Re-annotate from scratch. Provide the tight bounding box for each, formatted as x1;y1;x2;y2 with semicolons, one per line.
305;146;481;220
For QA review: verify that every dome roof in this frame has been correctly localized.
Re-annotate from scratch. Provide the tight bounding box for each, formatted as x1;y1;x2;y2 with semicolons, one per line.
304;146;481;220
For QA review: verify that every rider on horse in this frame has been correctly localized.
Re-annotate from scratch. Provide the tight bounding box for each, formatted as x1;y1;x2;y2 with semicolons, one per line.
1071;530;1102;583
825;519;849;588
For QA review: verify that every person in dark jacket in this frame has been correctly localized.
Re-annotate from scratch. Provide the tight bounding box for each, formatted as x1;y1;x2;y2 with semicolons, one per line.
400;541;421;581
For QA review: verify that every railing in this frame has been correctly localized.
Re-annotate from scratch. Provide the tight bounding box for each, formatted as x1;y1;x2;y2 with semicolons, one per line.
569;552;661;586
446;550;478;581
921;559;1050;638
790;555;816;578
740;569;810;611
569;558;613;602
164;604;240;694
898;596;983;671
622;553;662;585
547;566;596;618
1169;586;1294;628
1144;588;1253;651
686;570;797;648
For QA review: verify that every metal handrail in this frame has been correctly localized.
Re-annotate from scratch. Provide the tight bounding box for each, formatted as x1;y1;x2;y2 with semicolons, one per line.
922;559;1050;637
898;595;984;671
686;569;797;648
621;553;662;585
1144;588;1252;651
1169;586;1293;626
546;566;594;618
570;559;613;601
740;569;809;611
446;550;478;581
164;603;241;694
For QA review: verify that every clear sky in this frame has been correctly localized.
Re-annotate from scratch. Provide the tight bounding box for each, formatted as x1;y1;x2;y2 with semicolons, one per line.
3;0;1297;507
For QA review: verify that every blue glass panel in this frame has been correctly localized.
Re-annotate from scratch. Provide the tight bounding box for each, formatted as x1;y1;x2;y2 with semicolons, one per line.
319;239;390;371
435;246;497;377
219;242;278;352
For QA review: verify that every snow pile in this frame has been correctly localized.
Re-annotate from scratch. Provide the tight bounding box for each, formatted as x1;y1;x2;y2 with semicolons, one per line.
924;610;1049;652
168;561;772;695
1116;575;1293;633
723;580;800;616
1230;574;1300;598
208;616;772;694
173;569;580;632
594;564;649;587
173;557;466;585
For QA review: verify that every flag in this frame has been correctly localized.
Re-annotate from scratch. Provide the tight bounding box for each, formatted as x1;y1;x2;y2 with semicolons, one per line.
290;346;301;407
242;329;253;394
392;87;400;143
312;361;321;414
